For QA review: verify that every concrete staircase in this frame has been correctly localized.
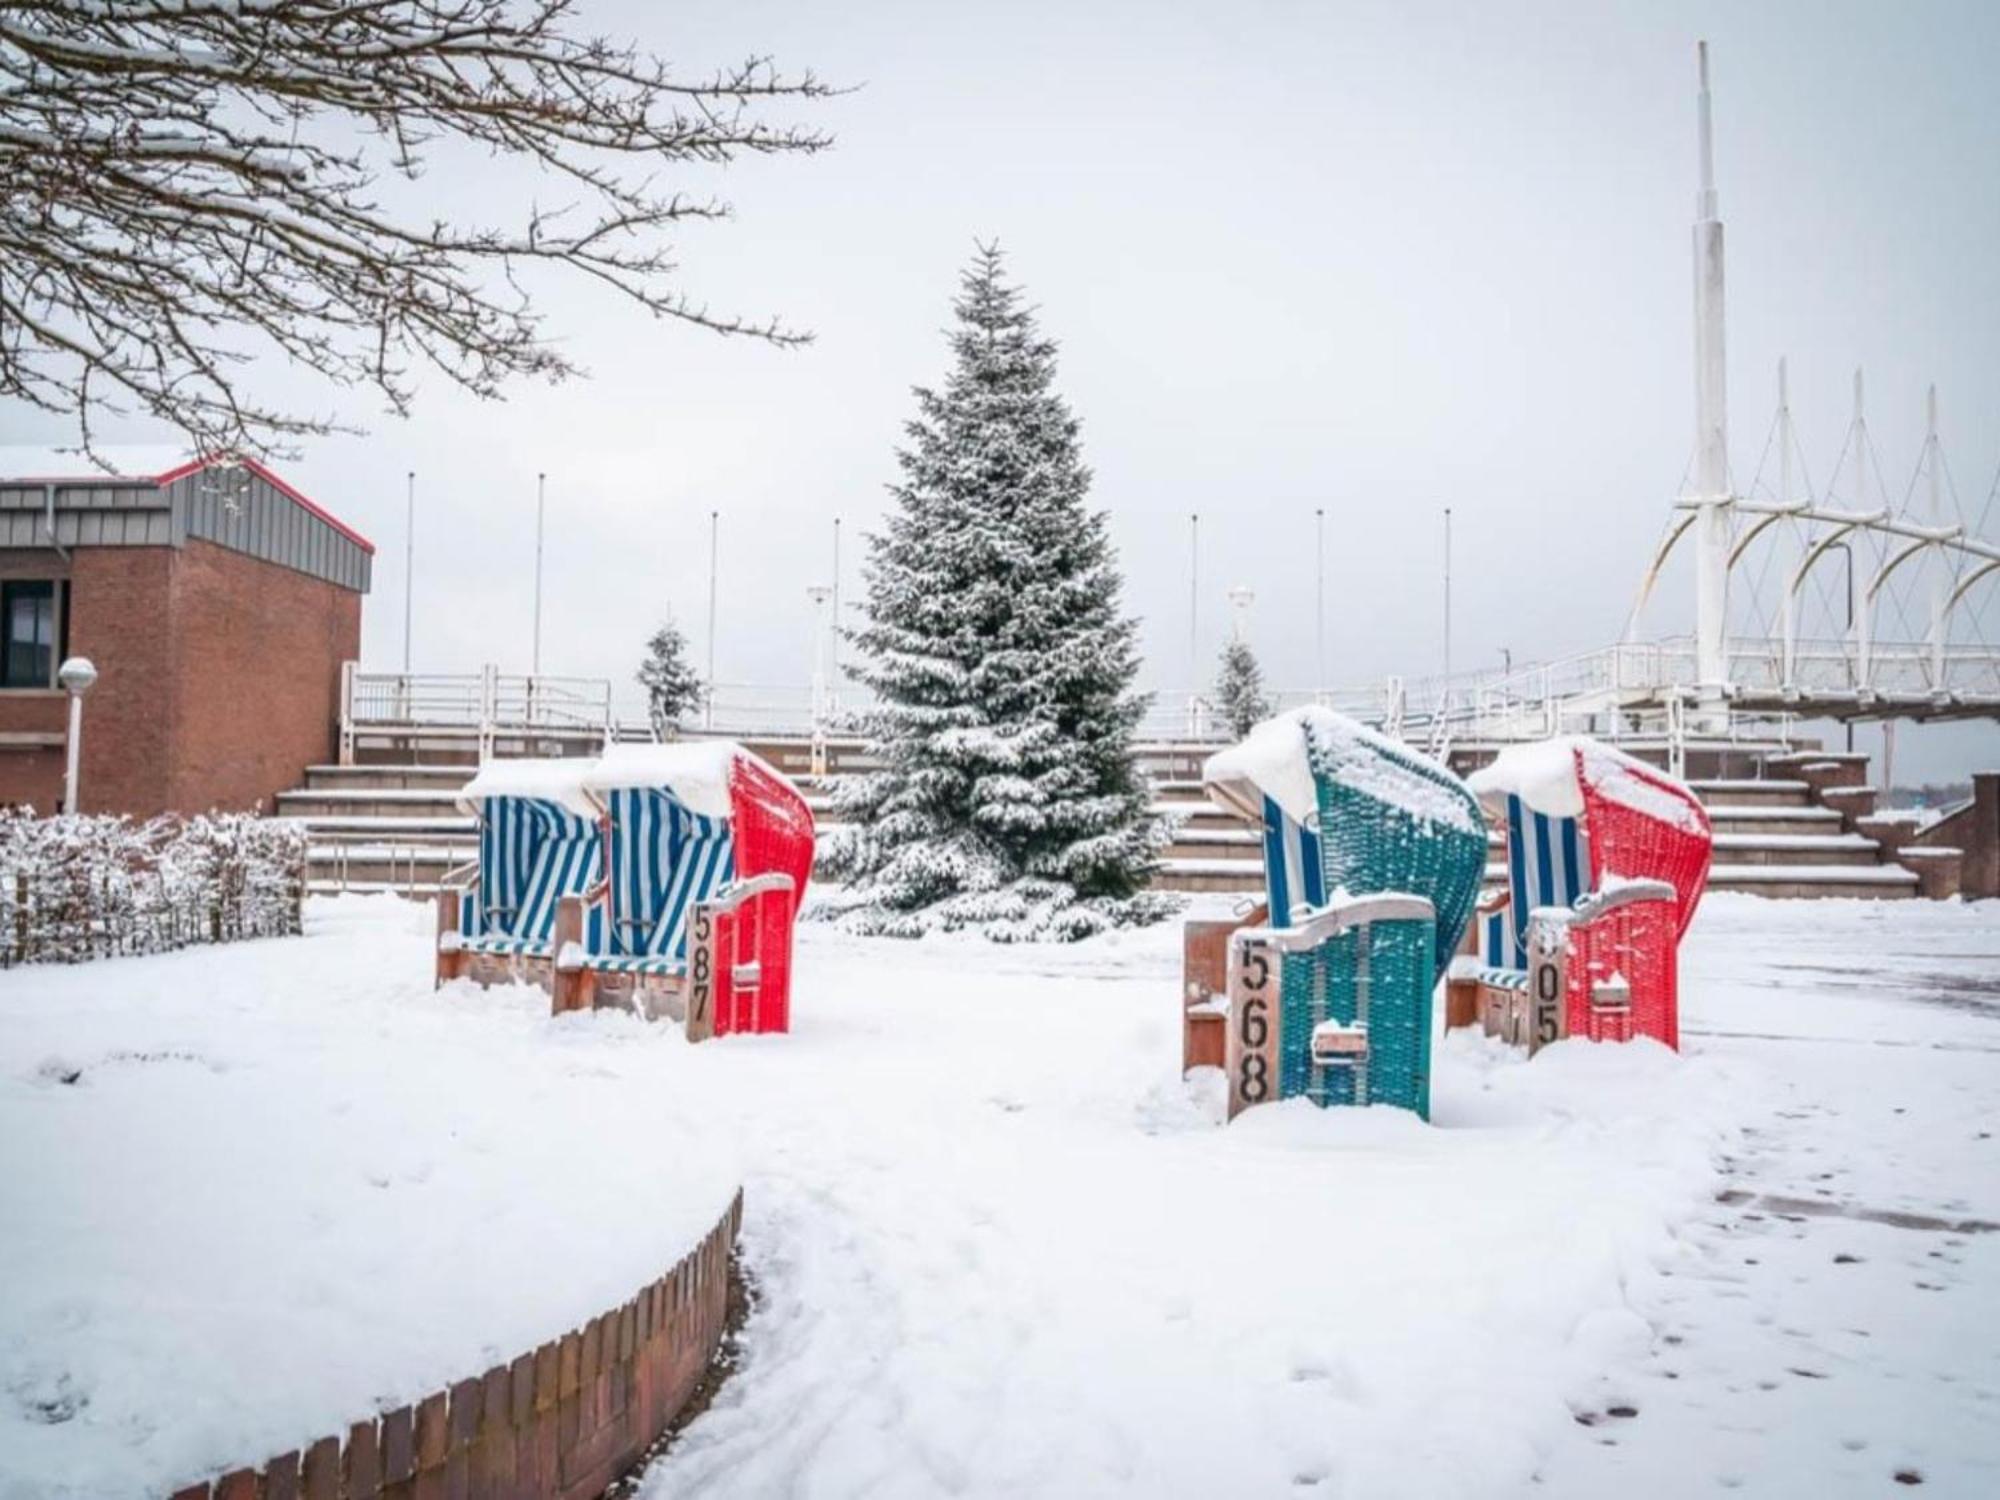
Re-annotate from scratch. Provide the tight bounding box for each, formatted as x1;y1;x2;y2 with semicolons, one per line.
288;734;1926;902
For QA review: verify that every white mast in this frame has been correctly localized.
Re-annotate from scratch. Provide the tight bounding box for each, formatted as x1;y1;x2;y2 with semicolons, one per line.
1690;40;1733;719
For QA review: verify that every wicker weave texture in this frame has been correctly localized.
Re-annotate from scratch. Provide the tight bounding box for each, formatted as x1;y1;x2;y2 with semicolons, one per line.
1313;778;1485;983
1276;914;1436;1119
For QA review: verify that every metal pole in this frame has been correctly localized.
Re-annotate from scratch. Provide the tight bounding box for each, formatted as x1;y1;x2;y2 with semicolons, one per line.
63;692;83;815
1850;371;1872;692
1188;512;1200;681
1926;385;1947;688
1778;359;1797;689
1315;507;1326;697
831;516;842;696
1443;506;1453;690
532;472;546;677
705;509;719;730
403;470;415;675
1690;40;1734;715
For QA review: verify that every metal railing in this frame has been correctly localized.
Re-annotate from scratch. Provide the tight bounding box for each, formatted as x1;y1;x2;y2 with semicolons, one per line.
341;630;2000;768
340;665;614;763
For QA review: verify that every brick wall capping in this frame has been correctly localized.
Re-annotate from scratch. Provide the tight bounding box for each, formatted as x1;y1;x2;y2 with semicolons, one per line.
163;1189;742;1500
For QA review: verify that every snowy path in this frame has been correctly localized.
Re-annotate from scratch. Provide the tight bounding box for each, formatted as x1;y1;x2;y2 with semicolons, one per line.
630;896;1999;1499
1536;898;2000;1497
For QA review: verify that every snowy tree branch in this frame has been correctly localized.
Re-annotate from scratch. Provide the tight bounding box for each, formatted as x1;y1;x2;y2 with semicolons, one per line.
0;0;835;457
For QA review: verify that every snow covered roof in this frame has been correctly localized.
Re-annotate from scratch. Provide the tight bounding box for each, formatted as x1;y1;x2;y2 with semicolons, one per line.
1202;706;1480;834
0;444;197;482
1466;736;1706;832
581;740;791;820
454;758;599;818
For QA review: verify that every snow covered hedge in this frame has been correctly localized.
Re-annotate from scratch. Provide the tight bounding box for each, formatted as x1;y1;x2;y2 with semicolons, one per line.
0;810;306;966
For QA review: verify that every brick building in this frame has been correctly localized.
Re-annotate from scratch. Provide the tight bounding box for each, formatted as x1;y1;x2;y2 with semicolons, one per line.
0;448;371;817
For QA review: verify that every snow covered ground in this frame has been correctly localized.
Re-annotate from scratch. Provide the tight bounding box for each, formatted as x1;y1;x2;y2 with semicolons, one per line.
0;901;739;1499
3;893;1996;1498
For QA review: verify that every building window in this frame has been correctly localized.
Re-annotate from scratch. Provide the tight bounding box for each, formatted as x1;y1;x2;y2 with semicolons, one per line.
1;580;64;689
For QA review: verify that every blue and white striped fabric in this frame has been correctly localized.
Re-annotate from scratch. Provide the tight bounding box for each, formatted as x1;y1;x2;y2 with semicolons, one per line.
605;787;736;971
1260;795;1326;929
463;797;602;956
1483;792;1592;971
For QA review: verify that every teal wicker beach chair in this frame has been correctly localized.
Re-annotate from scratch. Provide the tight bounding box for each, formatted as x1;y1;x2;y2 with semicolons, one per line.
1197;709;1485;1120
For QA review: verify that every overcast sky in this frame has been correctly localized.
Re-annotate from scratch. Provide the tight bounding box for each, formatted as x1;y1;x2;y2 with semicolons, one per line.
7;0;1998;778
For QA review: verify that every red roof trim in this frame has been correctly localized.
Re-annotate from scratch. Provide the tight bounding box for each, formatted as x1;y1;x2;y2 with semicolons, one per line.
155;455;375;555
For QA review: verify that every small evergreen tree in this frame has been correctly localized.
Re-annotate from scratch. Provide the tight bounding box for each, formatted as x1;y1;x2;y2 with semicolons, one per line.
819;245;1169;940
1214;637;1272;740
636;620;704;739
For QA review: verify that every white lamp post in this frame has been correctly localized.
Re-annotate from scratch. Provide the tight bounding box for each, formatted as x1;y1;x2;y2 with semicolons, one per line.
58;656;98;814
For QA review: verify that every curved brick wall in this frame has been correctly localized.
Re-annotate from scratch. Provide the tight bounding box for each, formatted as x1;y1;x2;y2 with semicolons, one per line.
169;1191;742;1500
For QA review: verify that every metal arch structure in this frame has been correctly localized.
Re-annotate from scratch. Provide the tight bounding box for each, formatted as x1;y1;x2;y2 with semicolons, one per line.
1626;406;2000;720
1617;45;2000;731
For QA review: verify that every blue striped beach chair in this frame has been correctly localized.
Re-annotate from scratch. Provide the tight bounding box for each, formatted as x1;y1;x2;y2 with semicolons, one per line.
586;786;737;979
570;741;816;1036
436;758;606;987
1195;708;1486;1120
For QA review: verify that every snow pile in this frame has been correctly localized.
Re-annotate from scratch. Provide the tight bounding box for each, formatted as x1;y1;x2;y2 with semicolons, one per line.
1204;706;1479;834
585;740;774;821
1469;736;1707;835
0;809;305;966
0;897;737;1498
453;756;598;817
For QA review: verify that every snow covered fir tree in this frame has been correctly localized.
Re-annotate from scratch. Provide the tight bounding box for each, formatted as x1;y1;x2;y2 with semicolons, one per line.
636;620;705;739
1214;637;1272;739
818;246;1167;940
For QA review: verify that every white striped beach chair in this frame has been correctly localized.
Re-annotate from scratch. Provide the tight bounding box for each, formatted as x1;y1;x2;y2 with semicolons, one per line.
563;741;816;1037
436;758;607;992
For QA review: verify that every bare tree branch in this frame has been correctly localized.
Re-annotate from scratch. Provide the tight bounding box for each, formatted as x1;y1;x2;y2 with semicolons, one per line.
0;0;835;458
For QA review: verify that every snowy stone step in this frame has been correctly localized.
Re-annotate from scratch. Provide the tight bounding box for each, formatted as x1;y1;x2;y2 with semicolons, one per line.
1152;858;1265;894
1707;806;1845;837
295;814;476;839
1709;832;1884;867
303;763;471;792
1689;778;1814;808
1163;829;1262;861
1706;864;1920;898
279;788;464;819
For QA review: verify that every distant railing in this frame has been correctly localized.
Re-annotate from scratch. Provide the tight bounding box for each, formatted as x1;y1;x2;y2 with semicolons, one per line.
343;631;2000;766
340;665;613;763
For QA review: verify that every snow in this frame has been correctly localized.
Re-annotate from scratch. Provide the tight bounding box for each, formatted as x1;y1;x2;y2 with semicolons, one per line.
1470;736;1707;834
1203;706;1478;833
453;756;598;817
7;893;1998;1498
0;898;737;1499
582;740;779;820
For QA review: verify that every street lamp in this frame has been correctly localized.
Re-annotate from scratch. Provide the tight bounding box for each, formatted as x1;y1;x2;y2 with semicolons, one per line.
58;656;97;814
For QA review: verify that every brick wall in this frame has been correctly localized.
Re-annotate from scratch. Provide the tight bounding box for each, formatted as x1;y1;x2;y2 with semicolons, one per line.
68;546;178;815
170;1191;742;1500
166;540;360;814
0;690;66;810
0;541;359;817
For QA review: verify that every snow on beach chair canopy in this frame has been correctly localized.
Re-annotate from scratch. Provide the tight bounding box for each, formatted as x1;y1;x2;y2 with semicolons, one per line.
1192;708;1487;1120
574;740;814;1036
444;757;605;960
1461;737;1712;1052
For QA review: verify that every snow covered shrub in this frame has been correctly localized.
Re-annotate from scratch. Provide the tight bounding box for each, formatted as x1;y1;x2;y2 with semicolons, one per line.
0;809;305;966
817;244;1174;941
